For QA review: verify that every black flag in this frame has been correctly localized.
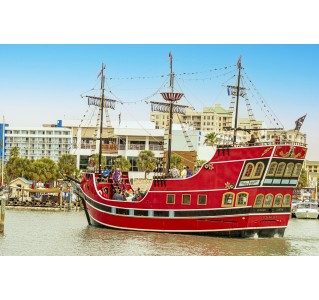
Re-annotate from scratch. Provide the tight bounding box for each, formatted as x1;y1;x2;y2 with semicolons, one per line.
294;114;306;131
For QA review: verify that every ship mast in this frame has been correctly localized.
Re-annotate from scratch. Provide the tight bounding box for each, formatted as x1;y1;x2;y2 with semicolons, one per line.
98;63;106;174
233;56;242;144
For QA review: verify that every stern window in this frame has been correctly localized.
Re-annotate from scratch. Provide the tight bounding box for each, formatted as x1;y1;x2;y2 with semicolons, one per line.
222;193;235;207
236;192;248;206
254;194;264;207
292;163;302;177
284;163;294;177
242;163;254;179
264;194;273;207
253;162;265;178
267;162;278;176
275;162;286;177
282;194;291;207
273;194;283;207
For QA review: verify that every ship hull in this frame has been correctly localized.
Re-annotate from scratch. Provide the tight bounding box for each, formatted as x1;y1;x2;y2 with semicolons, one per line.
75;144;306;238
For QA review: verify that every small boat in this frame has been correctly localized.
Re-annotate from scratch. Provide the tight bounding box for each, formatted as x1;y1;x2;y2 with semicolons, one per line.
69;55;308;238
291;198;302;218
295;202;319;219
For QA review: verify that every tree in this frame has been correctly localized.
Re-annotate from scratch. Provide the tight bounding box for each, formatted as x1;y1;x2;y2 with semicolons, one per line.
113;156;131;172
5;157;32;182
170;154;183;170
204;132;220;146
29;158;58;184
57;154;78;177
88;154;106;170
136;150;157;179
297;168;308;189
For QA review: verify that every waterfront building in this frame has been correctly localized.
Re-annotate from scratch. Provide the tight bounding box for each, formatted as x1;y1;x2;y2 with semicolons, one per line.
150;104;233;132
3;122;72;162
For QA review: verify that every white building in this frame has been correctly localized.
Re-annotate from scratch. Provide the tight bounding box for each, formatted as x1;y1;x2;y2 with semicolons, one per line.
4;125;72;162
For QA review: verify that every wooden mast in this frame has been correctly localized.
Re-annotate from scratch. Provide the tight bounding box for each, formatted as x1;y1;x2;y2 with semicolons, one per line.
166;52;174;175
98;64;105;174
233;55;242;144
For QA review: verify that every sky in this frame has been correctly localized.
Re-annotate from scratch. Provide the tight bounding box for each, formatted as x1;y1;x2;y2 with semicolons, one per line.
1;0;319;296
1;44;318;159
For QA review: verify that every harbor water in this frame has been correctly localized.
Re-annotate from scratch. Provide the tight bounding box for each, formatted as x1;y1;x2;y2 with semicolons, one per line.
1;209;319;256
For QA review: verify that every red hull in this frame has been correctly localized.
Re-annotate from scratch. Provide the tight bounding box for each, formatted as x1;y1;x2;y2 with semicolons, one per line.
75;144;306;237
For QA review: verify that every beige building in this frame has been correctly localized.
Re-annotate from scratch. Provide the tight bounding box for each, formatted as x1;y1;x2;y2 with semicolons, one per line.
150;104;233;132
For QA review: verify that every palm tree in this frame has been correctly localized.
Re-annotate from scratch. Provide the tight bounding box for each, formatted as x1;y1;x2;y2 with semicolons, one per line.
57;154;78;177
204;132;220;146
113;156;131;172
136;150;157;179
170;154;183;170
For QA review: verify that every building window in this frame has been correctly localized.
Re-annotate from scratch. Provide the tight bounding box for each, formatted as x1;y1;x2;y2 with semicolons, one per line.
236;192;248;206
273;194;283;207
292;163;302;177
198;195;207;205
167;194;175;204
275;162;286;177
282;194;291;207
267;162;278;176
182;194;191;205
263;194;273;207
222;192;235;207
253;162;265;178
242;163;254;179
284;163;294;177
254;194;264;207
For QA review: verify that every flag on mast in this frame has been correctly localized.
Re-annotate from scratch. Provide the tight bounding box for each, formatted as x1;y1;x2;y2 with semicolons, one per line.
97;65;106;78
237;55;242;69
294;114;307;131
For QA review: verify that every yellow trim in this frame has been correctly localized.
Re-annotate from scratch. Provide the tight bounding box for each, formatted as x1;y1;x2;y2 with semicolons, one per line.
282;194;291;207
263;193;273;207
166;194;175;205
273;194;283;207
197;194;207;206
182;194;191;205
222;192;235;207
267;162;278;176
242;163;255;179
235;192;249;207
252;162;265;179
275;162;286;177
254;194;264;208
292;163;302;177
284;162;294;177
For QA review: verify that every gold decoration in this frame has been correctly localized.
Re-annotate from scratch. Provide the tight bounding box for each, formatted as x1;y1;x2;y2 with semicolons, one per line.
261;147;273;157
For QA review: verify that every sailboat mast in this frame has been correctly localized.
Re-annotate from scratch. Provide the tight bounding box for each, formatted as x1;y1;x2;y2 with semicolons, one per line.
233;56;242;144
166;52;174;175
98;64;105;174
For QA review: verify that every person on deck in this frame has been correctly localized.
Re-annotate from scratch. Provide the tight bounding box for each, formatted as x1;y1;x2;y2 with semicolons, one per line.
186;166;193;178
247;134;256;146
181;166;187;179
112;189;124;200
171;166;180;178
102;168;110;181
112;168;122;185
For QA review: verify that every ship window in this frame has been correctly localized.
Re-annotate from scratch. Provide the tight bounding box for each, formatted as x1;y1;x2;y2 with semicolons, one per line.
254;194;264;207
222;192;235;207
275;162;286;177
292;163;302;177
236;192;248;206
167;194;175;204
267;162;278;176
284;163;294;177
253;162;265;178
273;194;283;207
198;195;207;205
263;194;273;207
242;163;254;179
182;194;191;205
282;194;291;207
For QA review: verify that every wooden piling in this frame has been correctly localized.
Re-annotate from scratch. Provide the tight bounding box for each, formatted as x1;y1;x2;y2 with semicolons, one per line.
0;194;5;233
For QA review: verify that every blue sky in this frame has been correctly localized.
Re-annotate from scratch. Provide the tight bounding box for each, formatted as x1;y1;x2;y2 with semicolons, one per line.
0;44;318;159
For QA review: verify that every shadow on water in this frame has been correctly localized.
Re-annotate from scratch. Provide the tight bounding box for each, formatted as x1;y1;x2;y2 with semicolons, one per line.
77;226;294;256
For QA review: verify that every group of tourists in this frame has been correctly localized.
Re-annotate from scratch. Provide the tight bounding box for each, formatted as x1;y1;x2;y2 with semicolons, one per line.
170;165;193;179
247;133;287;146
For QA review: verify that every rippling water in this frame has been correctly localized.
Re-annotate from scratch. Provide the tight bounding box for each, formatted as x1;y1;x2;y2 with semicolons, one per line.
1;209;319;256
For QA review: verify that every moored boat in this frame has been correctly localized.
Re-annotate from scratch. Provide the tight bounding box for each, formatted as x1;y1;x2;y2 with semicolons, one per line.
70;56;308;238
295;201;319;219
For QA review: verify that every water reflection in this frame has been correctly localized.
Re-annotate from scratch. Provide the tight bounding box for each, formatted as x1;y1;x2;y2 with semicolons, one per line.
1;210;319;256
